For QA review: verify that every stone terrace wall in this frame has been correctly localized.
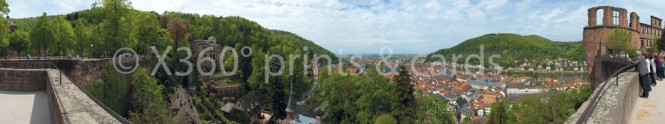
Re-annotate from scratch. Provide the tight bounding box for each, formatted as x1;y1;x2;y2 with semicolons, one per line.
0;69;48;91
45;70;66;124
0;68;66;123
566;72;640;124
0;58;150;86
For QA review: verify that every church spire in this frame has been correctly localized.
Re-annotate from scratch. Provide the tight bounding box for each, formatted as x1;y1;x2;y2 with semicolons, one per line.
285;74;299;122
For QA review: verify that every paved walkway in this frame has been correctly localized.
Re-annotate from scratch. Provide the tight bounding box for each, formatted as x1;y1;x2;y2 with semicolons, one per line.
630;80;665;124
0;91;50;124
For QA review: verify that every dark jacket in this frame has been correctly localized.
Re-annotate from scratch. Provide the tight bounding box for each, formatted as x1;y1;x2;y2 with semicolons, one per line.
656;58;662;69
632;55;648;76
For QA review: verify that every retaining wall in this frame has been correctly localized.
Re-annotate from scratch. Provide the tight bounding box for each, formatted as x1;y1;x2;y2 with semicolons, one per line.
0;69;48;91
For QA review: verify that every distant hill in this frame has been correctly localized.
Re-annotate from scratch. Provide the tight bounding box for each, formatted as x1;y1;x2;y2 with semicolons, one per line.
425;33;584;67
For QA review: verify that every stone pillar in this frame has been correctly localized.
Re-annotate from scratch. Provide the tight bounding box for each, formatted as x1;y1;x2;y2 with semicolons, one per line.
604;7;612;26
630;12;639;30
620;10;628;27
589;8;597;26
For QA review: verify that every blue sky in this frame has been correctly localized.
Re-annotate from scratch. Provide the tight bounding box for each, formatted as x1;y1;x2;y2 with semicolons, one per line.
6;0;665;54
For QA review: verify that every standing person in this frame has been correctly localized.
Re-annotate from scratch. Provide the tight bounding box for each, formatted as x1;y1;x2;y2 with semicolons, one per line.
661;55;665;79
632;51;649;97
646;54;653;91
651;54;658;86
656;55;664;81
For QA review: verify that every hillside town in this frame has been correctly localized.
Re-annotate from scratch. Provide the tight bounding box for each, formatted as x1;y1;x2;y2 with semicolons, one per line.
326;55;591;122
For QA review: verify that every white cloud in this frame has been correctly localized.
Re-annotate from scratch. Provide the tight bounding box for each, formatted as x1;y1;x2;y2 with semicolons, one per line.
541;8;562;21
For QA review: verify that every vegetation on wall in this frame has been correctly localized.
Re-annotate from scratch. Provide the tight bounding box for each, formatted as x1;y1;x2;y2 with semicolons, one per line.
607;29;632;54
85;66;130;117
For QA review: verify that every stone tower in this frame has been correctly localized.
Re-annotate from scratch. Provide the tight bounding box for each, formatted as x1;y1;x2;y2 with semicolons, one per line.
583;6;662;72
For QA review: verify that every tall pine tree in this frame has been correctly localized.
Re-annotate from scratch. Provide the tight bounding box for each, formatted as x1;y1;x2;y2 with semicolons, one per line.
268;55;287;120
392;65;416;123
487;100;510;124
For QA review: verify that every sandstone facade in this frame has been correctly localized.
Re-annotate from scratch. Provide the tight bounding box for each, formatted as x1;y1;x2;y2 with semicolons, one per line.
584;6;663;72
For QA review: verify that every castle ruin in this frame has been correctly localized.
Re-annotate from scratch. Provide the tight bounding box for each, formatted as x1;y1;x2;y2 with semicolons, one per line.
584;6;663;72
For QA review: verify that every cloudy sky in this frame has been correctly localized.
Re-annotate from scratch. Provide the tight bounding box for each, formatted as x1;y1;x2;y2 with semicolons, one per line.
6;0;665;54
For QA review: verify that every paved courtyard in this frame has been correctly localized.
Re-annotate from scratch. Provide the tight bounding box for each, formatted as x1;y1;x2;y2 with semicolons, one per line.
630;80;665;124
0;91;50;124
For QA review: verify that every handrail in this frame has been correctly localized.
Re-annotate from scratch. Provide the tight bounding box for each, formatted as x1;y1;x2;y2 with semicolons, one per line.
576;63;635;124
46;63;71;123
613;64;636;85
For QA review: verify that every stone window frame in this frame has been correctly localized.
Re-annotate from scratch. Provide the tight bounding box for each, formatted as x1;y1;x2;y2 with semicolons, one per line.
596;9;604;26
612;10;620;25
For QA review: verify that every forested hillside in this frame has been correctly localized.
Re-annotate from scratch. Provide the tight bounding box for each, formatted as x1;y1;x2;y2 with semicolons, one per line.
425;33;584;67
10;9;335;58
2;0;336;123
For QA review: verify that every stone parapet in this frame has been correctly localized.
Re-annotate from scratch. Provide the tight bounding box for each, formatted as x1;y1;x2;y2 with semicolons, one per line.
566;71;640;124
47;69;123;124
0;67;127;123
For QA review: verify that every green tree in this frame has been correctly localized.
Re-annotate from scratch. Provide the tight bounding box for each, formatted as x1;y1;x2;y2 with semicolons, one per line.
418;94;454;124
50;17;76;56
355;69;395;123
320;74;359;123
129;68;173;123
511;85;592;123
248;49;266;90
0;0;9;15
29;13;56;56
94;0;136;55
135;13;162;54
657;30;665;51
0;0;10;56
9;31;30;55
462;116;471;124
85;66;129;116
374;114;397;124
487;100;511;124
392;65;417;123
73;19;93;57
267;55;287;119
607;29;632;54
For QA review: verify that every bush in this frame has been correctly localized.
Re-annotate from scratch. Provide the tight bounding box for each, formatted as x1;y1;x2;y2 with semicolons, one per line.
607;29;632;54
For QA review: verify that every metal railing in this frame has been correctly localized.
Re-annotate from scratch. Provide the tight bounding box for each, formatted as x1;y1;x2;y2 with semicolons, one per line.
47;63;70;124
576;63;635;124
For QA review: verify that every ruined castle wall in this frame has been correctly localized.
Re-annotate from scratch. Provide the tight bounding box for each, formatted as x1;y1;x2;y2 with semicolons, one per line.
66;59;111;85
583;26;639;71
583;6;659;72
